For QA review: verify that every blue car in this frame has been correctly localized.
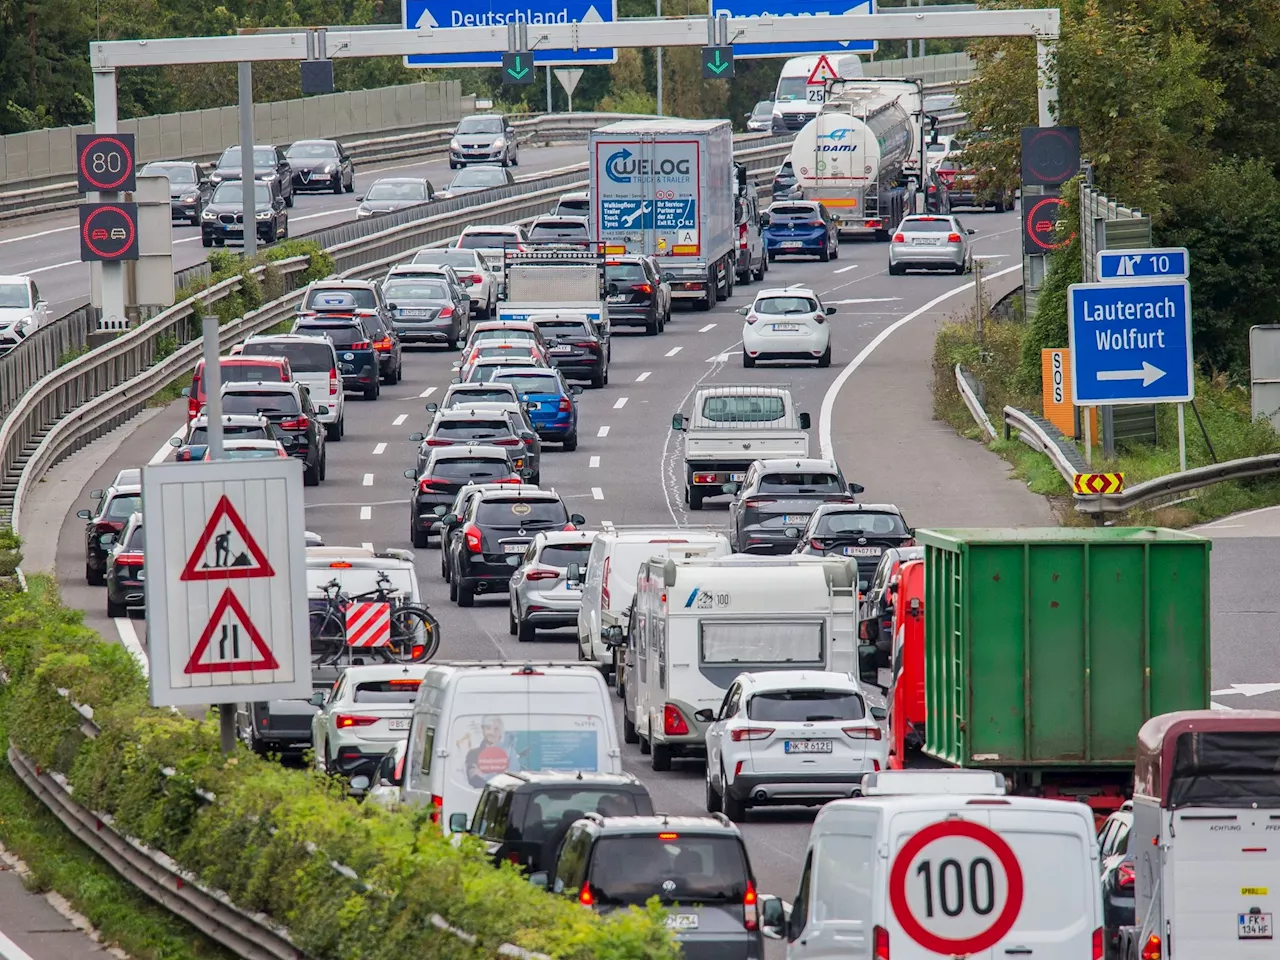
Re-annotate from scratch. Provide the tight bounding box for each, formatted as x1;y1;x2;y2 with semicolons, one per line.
491;366;583;450
764;200;839;262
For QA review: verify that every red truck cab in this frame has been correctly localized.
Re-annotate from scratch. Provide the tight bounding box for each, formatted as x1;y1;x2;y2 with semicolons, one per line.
885;557;926;770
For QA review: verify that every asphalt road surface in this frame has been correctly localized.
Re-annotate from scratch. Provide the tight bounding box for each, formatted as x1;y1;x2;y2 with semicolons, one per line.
0;142;589;316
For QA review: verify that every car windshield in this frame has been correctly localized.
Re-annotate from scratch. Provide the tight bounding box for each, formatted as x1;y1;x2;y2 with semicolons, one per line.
211;182;270;205
305;288;377;310
125;525;146;550
431;458;512;480
221;362;285;383
142;162;195;183
815;511;908;536
927;142;949;155
494;373;560;395
539;543;593;566
535;321;589;338
287;142;339;159
367;181;427;201
771;204;818;217
775;77;808;101
902;218;954;233
386;281;449;300
190;425;270;444
352;678;422;703
458;230;516;248
747;689;865;722
754;296;817;316
434;420;510;440
587;835;749;904
0;283;31;309
104;494;141;520
219;147;277;167
296;323;366;347
606;262;646;282
475;499;568;527
224;448;280;460
414;250;478;269
243;340;332;372
221;392;300;416
758;472;843;494
457;117;504;135
529;222;588;240
700;395;784;422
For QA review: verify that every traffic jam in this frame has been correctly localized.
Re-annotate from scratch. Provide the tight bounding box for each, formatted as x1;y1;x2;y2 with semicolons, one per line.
72;104;1277;960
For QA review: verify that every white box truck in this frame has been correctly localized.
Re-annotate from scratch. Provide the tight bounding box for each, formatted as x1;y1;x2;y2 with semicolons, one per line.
589;118;737;311
769;53;865;135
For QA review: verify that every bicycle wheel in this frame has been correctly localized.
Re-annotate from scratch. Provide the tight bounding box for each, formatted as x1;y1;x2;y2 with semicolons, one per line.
309;608;347;665
388;605;440;662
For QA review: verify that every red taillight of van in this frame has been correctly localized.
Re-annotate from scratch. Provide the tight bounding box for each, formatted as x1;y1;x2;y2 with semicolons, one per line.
1117;862;1135;889
742;880;758;931
578;882;594;906
1140;934;1161;960
873;925;889;960
330;367;340;395
1093;927;1104;960
600;556;611;608
430;794;443;825
663;703;689;736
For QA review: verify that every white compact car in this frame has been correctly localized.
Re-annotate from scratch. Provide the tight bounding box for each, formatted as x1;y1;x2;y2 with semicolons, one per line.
739;287;835;368
311;663;430;779
701;670;886;821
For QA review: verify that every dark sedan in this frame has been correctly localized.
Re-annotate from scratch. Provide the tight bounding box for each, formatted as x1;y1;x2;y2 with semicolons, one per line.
208;144;294;205
793;502;914;587
77;482;142;585
140;161;212;225
105;515;145;618
356;178;434;218
285;139;354;194
605;256;670;335
382;276;467;348
771;160;799;200
530;313;610;388
405;445;523;548
438;164;514;199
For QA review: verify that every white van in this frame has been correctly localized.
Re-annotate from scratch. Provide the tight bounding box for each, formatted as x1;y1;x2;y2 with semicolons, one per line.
627;555;858;771
771;54;864;135
402;661;622;831
576;528;732;675
758;770;1103;960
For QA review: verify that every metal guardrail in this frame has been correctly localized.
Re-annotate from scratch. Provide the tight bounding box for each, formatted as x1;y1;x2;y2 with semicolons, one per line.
954;364;997;441
0;305;94;419
1074;455;1280;518
1002;405;1087;482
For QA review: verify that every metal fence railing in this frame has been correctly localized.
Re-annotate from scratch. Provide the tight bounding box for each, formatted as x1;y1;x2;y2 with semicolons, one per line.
0;305;95;420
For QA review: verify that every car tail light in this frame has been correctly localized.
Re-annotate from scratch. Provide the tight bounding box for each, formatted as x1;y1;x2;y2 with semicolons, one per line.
492;437;522;446
743;880;758;931
494;475;523;485
578;882;594;906
874;925;889;960
439;306;454;318
558;397;572;412
601;557;611;608
431;794;443;824
1117;862;1135;889
562;521;578;531
866;220;882;229
745;313;758;325
663;703;690;736
743;499;775;509
810;538;827;551
463;524;483;553
329;367;340;394
467;274;484;284
115;552;145;566
373;336;394;353
947;232;962;243
280;416;310;431
634;283;653;294
425;438;453;446
844;726;882;740
808;219;824;227
1140;934;1161;960
418;477;446;492
892;233;905;242
335;714;379;728
176;449;193;462
525;568;559;581
1093;928;1103;960
730;726;774;741
350;341;371;350
815;313;826;324
693;473;718;484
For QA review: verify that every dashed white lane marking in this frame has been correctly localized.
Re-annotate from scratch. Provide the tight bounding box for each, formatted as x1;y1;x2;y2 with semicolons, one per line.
699;323;717;332
363;473;374;486
393;413;408;426
636;371;652;381
361;541;374;550
419;387;437;398
360;506;372;520
613;397;628;409
664;346;682;357
114;618;149;677
833;264;860;274
373;442;387;455
598;425;610;437
592;487;604;500
589;456;601;468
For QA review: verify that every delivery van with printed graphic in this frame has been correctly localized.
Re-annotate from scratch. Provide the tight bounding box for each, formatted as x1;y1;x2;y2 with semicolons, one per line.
402;661;622;831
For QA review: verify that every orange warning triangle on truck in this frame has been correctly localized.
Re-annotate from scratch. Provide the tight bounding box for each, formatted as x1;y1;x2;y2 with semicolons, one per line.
806;54;839;85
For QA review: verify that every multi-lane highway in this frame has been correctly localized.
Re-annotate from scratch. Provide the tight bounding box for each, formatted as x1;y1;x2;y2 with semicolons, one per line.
0;142;589;315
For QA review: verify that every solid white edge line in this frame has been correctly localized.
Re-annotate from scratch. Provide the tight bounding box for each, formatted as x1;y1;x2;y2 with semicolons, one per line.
150;423;187;465
591;487;604;500
114;617;149;677
818;265;1022;461
0;930;36;960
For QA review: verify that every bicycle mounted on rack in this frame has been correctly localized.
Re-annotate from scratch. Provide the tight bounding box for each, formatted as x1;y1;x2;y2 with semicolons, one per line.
309;571;441;665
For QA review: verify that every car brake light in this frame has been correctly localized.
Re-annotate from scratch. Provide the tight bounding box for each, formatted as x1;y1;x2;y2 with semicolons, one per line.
633;282;653;295
431;794;443;825
373;336;394;353
176;449;192;462
463;524;483;553
745;313;757;325
329;367;339;394
467;274;484;284
563;521;578;531
892;233;905;242
439;306;454;318
579;882;594;906
874;925;889;960
280;416;310;431
810;538;827;551
1117;862;1135;889
115;552;145;566
663;703;689;736
808;219;824;227
492;437;522;446
418;477;446;492
335;714;379;728
425;438;453;446
1140;934;1161;960
730;726;774;741
394;752;406;781
743;879;758;930
601;556;611;608
743;499;775;509
815;313;826;324
525;568;559;581
947;232;962;243
558;397;572;412
844;726;882;740
349;341;371;350
1093;928;1103;960
494;476;524;485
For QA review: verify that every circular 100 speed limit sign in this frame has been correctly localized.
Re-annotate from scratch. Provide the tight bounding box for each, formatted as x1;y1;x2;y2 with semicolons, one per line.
888;819;1025;955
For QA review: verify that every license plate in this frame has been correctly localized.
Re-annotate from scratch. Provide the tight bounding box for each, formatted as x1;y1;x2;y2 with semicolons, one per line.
911;237;942;245
785;739;833;753
1240;914;1273;939
401;309;430;318
666;914;700;930
388;718;411;731
782;514;808;524
844;546;883;557
503;543;527;554
552;345;574;354
772;323;801;332
607;294;628;303
781;240;804;248
729;473;746;482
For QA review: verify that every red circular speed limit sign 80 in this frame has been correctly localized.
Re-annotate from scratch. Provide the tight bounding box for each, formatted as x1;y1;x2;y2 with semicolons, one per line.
888;819;1025;955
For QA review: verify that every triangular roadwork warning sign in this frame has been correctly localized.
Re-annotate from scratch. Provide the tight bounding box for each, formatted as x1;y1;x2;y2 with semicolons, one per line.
180;494;275;581
184;590;280;674
807;54;839;85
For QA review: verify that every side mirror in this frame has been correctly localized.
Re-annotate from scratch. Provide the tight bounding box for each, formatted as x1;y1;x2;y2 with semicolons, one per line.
784;526;801;539
409;432;425;441
90;489;105;499
858;580;870;592
870;706;887;722
442;514;461;529
180;387;191;397
721;482;739;495
694;708;716;722
566;562;582;584
671;413;687;432
759;214;771;228
661;272;675;283
387;303;398;312
432;505;448;516
736;306;749;316
760;895;786;939
76;509;92;520
316;405;329;415
169;436;183;447
425;402;439;413
798;412;811;430
601;625;625;646
569;513;585;525
348;774;371;793
520;467;534;479
570;386;584;396
450;377;462;384
528;871;550;889
100;533;117;546
405;469;417;480
857;642;878;683
448;812;469;833
309;690;326;706
825;306;837;316
606;282;619;296
850;482;865;494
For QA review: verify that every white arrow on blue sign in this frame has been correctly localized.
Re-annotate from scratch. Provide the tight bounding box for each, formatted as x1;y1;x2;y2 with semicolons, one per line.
711;0;875;58
401;0;617;67
1067;278;1194;405
1096;246;1189;281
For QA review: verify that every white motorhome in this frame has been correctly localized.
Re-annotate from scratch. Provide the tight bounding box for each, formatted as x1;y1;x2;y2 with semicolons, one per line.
402;661;622;831
626;554;858;771
757;770;1104;960
770;54;864;135
576;527;732;675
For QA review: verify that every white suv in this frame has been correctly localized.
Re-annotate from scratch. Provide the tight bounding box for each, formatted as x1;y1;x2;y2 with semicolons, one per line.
701;670;886;821
238;334;346;441
310;663;430;778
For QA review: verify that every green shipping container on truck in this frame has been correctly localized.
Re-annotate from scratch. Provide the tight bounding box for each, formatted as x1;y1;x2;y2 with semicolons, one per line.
916;527;1211;770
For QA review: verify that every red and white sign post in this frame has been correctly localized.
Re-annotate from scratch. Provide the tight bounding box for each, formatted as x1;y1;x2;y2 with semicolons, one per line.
888;819;1025;955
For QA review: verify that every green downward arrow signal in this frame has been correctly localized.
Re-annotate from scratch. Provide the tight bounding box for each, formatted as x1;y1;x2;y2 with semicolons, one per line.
707;50;729;75
507;55;530;79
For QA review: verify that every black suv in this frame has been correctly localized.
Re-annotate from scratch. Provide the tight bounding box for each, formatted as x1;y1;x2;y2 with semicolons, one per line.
530;312;611;388
451;771;653;873
220;381;328;485
76;478;143;585
208;144;295;205
538;814;766;960
405;444;523;548
605;256;670;335
200;177;288;248
284;139;355;194
297;282;402;394
793;502;913;586
442;489;584;607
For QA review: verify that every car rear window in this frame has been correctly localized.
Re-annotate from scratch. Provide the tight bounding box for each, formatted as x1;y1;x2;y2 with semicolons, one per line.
587;835;749;904
529;222;588;240
190;425;270;444
494;373;559;395
535;321;590;338
701;395;784;422
523;788;645;832
539;543;593;566
754;297;818;316
305;288;376;310
901;218;954;233
243;340;333;372
431;458;512;480
296;323;366;347
475;499;568;527
221;362;286;383
556;199;590;214
815;512;907;536
448;388;516;405
771;204;817;217
473;328;536;343
222;392;301;416
458;232;516;249
606;262;647;282
748;690;864;722
701;621;824;664
758;473;844;494
433;420;510;440
125;525;146;550
352;679;422;703
478;345;536;359
104;494;141;520
414;250;478;269
225;448;281;460
386;280;450;300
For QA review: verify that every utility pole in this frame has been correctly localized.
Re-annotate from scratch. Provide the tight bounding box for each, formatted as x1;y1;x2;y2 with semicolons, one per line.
656;0;664;116
237;63;256;259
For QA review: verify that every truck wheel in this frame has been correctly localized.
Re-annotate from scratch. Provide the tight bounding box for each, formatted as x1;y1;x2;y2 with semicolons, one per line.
724;267;734;299
639;728;651;755
689;485;704;510
623;711;639;744
694;291;712;311
651;740;672;772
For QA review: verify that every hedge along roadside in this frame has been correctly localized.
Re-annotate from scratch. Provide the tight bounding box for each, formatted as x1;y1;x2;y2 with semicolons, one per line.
0;572;681;960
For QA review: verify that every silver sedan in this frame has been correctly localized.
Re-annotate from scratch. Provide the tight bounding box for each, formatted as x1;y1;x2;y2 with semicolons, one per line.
888;214;976;275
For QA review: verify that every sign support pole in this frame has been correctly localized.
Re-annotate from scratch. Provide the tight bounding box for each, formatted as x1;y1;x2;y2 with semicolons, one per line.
1177;403;1187;472
1083;407;1092;466
655;0;663;116
238;62;257;259
200;314;236;755
92;67;127;332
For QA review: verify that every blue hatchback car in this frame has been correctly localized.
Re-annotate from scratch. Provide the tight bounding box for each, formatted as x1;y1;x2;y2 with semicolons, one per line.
491;366;583;450
764;200;839;262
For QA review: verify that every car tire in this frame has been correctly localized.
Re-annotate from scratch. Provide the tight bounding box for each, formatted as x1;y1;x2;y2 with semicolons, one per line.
456;580;475;607
767;252;776;262
511;150;519;167
106;596;126;618
623;711;639;744
819;241;831;263
645;316;659;336
639;727;651;755
688;485;704;511
706;769;723;814
318;454;327;482
818;344;832;368
590;368;605;389
761;254;768;275
449;576;458;601
86;564;104;587
285;192;294;208
743;353;756;368
994;198;1007;213
889;262;905;276
532;472;541;486
517;618;536;643
723;787;747;822
694;289;712;312
189;215;200;227
508;607;518;636
345;178;355;194
955;262;967;275
651;740;673;772
364;383;379;401
831;240;840;260
441;550;450;581
202;235;213;248
412;525;429;549
562;432;578;452
215;238;225;246
304;463;319;487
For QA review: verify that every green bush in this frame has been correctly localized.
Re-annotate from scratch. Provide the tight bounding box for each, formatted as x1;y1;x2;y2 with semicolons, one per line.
0;574;680;960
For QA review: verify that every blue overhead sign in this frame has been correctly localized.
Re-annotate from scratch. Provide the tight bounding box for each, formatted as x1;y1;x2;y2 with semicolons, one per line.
1097;247;1189;281
711;0;875;58
1067;279;1194;405
401;0;617;67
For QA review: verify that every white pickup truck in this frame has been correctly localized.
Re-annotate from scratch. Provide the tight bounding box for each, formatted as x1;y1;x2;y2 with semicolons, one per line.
672;384;811;510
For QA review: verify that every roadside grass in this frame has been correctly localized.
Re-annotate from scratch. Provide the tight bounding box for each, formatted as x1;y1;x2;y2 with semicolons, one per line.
146;371;191;409
932;310;1280;527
